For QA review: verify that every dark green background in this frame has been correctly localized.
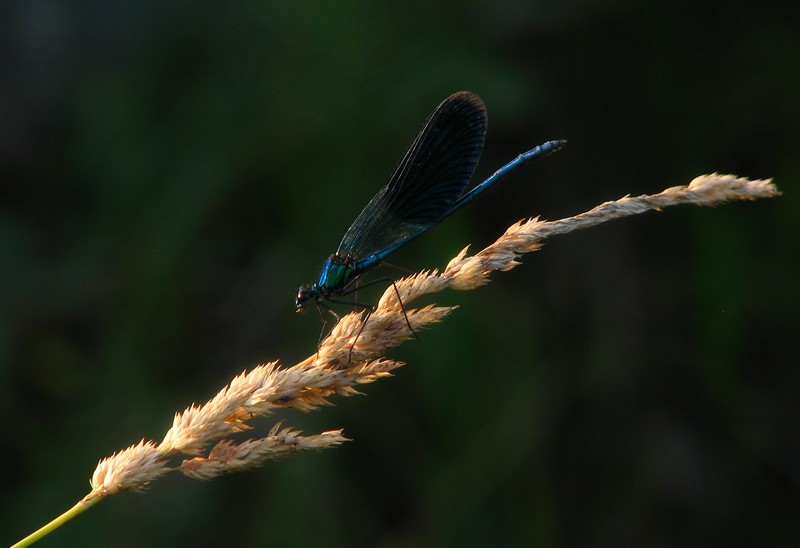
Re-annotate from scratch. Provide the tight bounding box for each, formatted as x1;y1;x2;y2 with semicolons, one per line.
3;2;798;546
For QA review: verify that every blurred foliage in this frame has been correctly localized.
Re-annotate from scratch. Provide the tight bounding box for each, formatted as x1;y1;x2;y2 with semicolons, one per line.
2;1;798;546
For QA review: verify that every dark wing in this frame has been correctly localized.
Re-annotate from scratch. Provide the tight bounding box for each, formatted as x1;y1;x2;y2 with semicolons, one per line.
337;91;487;262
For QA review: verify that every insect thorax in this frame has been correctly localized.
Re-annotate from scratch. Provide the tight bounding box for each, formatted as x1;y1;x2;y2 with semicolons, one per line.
317;253;362;294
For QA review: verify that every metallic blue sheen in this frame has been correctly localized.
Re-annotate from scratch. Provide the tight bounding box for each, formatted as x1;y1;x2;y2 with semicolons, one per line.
295;91;565;318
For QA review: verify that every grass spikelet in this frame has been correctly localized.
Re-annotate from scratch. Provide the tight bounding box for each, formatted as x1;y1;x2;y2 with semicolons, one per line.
89;440;171;497
179;427;349;480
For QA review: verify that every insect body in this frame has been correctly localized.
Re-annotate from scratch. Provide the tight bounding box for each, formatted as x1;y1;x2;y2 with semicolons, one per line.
296;91;565;329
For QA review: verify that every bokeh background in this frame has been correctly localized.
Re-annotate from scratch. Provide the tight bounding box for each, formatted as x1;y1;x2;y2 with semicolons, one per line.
3;2;798;546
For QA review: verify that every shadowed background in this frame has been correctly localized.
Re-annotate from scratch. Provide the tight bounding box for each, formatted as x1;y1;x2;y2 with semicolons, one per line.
2;2;798;546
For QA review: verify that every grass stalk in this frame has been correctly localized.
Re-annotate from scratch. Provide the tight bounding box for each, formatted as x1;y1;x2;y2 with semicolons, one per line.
12;173;779;547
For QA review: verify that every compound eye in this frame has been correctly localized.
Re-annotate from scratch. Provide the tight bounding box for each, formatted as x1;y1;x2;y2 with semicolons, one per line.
295;285;312;310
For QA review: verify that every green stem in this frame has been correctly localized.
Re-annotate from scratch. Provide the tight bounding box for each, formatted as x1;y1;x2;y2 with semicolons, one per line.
11;493;105;548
